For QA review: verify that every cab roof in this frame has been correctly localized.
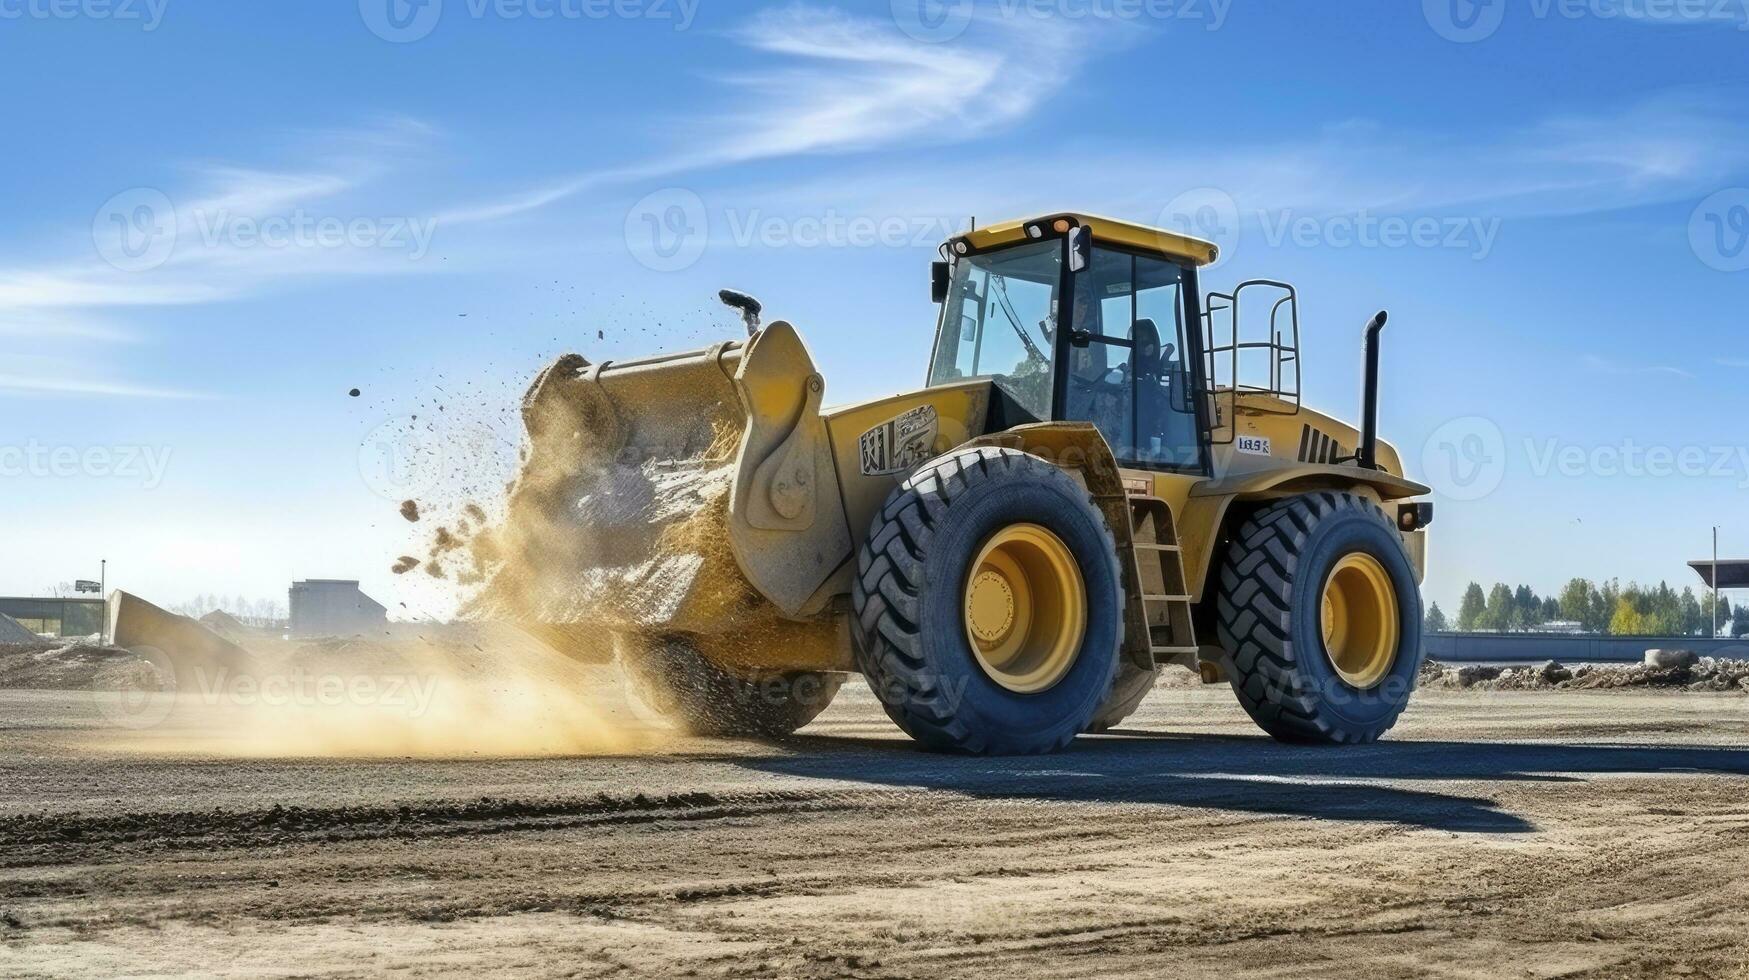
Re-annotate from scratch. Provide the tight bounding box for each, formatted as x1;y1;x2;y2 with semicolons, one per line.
955;212;1220;268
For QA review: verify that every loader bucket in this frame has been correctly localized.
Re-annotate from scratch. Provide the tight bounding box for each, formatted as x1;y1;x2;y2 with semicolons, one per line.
461;323;853;671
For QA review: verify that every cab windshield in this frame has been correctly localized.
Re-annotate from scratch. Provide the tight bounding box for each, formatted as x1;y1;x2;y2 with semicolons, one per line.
926;240;1060;420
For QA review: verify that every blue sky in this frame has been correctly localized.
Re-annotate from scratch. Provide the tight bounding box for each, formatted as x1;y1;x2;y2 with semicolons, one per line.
2;0;1747;617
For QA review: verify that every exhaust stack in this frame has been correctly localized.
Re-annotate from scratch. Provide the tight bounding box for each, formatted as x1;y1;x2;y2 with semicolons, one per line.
1358;310;1387;470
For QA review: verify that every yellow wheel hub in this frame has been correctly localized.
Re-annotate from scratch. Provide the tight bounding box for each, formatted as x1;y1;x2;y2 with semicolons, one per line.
1320;552;1400;689
963;523;1087;694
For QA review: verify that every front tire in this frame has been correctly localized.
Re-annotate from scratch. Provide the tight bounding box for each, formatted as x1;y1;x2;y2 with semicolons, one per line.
852;447;1123;755
616;635;840;737
1215;491;1423;744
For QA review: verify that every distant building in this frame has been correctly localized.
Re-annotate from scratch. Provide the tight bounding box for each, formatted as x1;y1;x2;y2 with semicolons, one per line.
288;580;387;638
1528;620;1588;635
0;596;105;638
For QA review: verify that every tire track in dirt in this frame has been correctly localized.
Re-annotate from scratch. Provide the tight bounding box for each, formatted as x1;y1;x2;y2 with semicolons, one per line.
0;789;865;867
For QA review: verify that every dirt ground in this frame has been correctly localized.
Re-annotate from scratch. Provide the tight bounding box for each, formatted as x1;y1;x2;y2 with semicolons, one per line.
5;680;1749;979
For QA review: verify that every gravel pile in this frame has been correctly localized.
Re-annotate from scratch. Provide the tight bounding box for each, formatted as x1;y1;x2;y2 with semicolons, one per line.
1421;656;1749;693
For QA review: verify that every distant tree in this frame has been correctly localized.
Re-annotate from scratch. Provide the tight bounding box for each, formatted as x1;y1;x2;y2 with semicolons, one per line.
1558;578;1591;622
1680;588;1705;636
1609;596;1643;635
1701;591;1733;637
1482;583;1515;632
1511;584;1539;630
1594;580;1621;634
1457;582;1487;631
1733;604;1749;639
1541;596;1562;623
1426;602;1449;633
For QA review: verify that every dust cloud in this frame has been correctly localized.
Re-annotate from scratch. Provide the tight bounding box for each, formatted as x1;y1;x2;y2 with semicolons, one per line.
98;627;671;760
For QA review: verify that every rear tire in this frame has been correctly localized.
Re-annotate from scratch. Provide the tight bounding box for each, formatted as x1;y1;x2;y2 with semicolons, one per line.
852;447;1122;755
616;635;840;737
1215;491;1423;744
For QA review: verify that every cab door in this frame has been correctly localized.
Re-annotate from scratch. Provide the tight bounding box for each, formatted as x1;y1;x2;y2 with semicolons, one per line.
1059;247;1206;473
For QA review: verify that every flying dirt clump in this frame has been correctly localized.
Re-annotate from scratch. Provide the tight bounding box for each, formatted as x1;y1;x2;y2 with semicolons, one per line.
400;499;420;522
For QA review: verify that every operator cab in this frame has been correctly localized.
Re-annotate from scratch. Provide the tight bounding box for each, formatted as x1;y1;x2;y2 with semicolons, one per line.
925;214;1222;475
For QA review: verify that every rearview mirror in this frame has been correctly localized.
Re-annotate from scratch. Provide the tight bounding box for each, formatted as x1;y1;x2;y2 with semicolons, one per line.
931;261;950;303
1067;225;1092;273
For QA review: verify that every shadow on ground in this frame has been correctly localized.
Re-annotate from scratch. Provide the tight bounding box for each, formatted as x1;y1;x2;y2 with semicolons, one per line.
736;733;1749;835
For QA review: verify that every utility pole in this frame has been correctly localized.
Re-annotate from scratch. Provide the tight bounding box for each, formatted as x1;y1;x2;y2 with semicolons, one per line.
1712;528;1720;639
100;559;107;645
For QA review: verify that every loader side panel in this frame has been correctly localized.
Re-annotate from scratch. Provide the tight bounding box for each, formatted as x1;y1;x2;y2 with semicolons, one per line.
821;380;994;547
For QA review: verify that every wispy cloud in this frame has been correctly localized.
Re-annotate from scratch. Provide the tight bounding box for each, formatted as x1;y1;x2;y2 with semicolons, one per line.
447;5;1121;222
0;373;214;399
0;121;448;398
702;5;1098;162
705;89;1749;228
1581;353;1693;379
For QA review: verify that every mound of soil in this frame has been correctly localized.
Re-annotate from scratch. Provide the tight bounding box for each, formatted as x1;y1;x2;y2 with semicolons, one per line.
1421;657;1749;693
0;642;159;691
0;613;39;644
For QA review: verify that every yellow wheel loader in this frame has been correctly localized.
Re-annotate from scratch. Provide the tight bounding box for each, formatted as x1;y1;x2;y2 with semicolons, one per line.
497;212;1432;754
